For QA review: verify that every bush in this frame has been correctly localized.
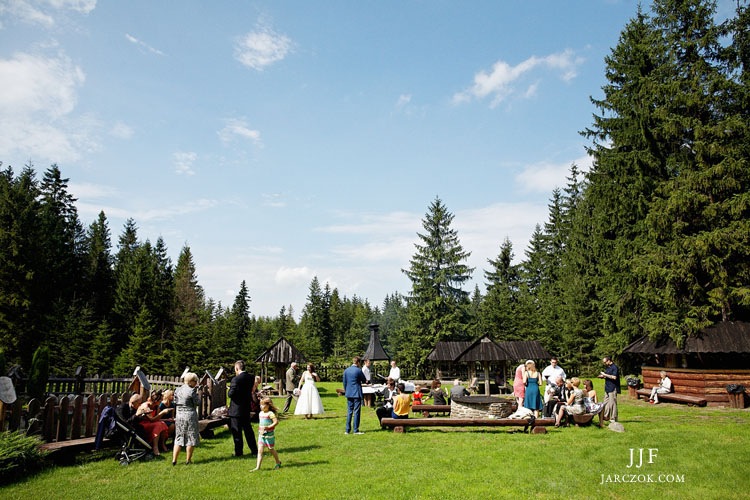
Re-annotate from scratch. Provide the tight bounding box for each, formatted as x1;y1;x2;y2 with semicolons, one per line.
0;432;48;485
27;346;50;401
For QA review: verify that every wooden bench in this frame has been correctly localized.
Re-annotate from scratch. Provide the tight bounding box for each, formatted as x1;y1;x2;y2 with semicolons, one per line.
198;416;229;437
636;388;707;406
381;417;556;434
411;404;451;417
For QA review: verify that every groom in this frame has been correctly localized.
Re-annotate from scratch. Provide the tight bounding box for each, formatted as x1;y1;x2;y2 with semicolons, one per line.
343;356;367;435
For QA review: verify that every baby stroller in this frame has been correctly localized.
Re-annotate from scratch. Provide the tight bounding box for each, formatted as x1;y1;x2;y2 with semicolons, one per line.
95;405;154;465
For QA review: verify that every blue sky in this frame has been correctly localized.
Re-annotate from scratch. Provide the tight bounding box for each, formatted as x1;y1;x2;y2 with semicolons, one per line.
1;1;722;318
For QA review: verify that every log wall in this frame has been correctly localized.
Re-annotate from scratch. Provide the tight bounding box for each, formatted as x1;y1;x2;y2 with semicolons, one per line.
641;366;750;407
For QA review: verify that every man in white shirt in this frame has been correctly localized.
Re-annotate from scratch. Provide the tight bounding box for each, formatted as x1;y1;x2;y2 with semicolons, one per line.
362;359;372;384
542;357;566;403
388;360;400;382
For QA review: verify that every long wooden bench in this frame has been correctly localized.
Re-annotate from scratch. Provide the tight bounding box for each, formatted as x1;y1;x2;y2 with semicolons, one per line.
636;388;707;406
381;417;556;434
411;404;451;417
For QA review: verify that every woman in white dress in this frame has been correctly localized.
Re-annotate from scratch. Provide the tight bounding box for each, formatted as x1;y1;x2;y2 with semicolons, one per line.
295;363;324;419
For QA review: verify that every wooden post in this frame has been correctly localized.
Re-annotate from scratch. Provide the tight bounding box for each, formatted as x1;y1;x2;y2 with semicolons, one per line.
42;396;57;442
85;394;96;437
57;396;70;442
71;395;83;440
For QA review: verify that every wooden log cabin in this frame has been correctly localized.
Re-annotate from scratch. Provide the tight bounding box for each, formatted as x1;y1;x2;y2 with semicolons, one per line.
623;321;750;407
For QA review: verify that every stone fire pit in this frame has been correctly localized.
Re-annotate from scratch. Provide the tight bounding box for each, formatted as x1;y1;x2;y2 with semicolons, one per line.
450;395;515;419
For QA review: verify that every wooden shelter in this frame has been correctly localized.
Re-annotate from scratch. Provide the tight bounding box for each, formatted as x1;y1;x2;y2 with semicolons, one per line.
622;321;750;406
455;336;511;395
255;337;306;394
427;338;552;390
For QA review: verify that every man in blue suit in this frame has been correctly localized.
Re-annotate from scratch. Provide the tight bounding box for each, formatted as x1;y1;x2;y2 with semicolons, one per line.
342;356;367;434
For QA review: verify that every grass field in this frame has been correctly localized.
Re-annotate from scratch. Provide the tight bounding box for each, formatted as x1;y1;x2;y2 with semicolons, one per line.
2;380;749;500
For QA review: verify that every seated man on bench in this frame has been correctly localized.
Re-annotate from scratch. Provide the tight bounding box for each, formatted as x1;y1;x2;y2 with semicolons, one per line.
649;371;672;404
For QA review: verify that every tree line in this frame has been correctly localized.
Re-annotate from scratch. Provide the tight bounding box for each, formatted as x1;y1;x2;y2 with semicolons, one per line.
1;0;748;378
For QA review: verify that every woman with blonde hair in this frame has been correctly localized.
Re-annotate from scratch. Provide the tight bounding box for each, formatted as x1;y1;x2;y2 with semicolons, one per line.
171;372;201;465
522;360;543;417
556;377;585;427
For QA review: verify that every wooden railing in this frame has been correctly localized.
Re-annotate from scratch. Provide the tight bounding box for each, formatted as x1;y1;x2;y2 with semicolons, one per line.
0;372;228;444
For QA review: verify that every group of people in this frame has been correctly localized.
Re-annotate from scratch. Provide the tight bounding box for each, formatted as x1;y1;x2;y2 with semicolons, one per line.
116;371;202;465
512;356;621;426
282;361;325;418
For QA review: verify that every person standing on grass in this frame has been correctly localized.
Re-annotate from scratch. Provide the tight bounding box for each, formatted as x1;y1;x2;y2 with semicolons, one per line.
252;397;282;471
282;362;299;413
172;372;201;466
343;355;367;435
362;358;372;384
388;360;401;382
513;363;526;408
228;360;258;457
599;356;620;422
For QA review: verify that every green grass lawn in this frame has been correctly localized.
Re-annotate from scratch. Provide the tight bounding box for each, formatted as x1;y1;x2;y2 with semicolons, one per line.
2;380;749;500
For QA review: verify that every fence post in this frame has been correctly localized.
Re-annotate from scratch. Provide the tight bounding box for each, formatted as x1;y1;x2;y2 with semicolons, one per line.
71;395;83;439
57;395;70;442
42;396;57;442
85;394;96;437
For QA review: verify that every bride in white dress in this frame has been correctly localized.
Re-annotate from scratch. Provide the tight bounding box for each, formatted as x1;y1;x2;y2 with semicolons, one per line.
294;363;324;419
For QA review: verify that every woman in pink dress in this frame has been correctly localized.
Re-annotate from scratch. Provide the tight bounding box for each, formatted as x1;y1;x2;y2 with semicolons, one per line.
513;363;526;408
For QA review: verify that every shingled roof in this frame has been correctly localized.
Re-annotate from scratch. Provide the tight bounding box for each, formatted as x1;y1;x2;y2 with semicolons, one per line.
428;338;551;362
456;335;511;362
497;340;552;361
255;337;306;364
622;321;750;355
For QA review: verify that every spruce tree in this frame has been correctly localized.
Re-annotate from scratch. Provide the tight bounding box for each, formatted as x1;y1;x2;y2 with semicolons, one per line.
401;197;474;370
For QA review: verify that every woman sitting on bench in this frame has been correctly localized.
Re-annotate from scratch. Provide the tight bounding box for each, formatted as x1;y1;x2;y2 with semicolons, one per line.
649;371;672;404
137;390;171;455
555;378;585;427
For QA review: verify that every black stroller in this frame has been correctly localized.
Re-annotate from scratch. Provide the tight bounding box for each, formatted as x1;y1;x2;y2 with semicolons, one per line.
95;405;154;465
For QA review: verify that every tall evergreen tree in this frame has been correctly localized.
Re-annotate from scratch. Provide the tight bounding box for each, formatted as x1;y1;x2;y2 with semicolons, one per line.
401;197;474;370
480;238;520;339
297;277;325;360
0;166;43;366
83;211;115;321
169;244;208;373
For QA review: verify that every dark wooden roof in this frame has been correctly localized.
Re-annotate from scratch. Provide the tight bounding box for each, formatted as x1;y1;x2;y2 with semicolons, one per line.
428;339;551;362
427;341;471;362
255;337;306;364
456;335;511;362
497;340;552;361
363;326;390;361
622;321;750;355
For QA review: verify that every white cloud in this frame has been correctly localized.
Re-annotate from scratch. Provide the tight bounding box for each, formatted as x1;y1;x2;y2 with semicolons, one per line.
48;0;96;14
173;151;197;176
453;49;584;108
125;33;164;56
262;193;286;208
109;121;133;139
396;94;411;108
0;0;95;27
0;51;89;162
69;181;119;200
515;154;592;194
275;266;313;287
234;24;292;71
218;118;261;145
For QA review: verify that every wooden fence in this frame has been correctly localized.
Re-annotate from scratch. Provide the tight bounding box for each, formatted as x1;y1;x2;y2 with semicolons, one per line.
0;372;228;444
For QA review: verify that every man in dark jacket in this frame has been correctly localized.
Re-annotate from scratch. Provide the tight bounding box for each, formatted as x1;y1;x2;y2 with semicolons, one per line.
228;360;258;457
